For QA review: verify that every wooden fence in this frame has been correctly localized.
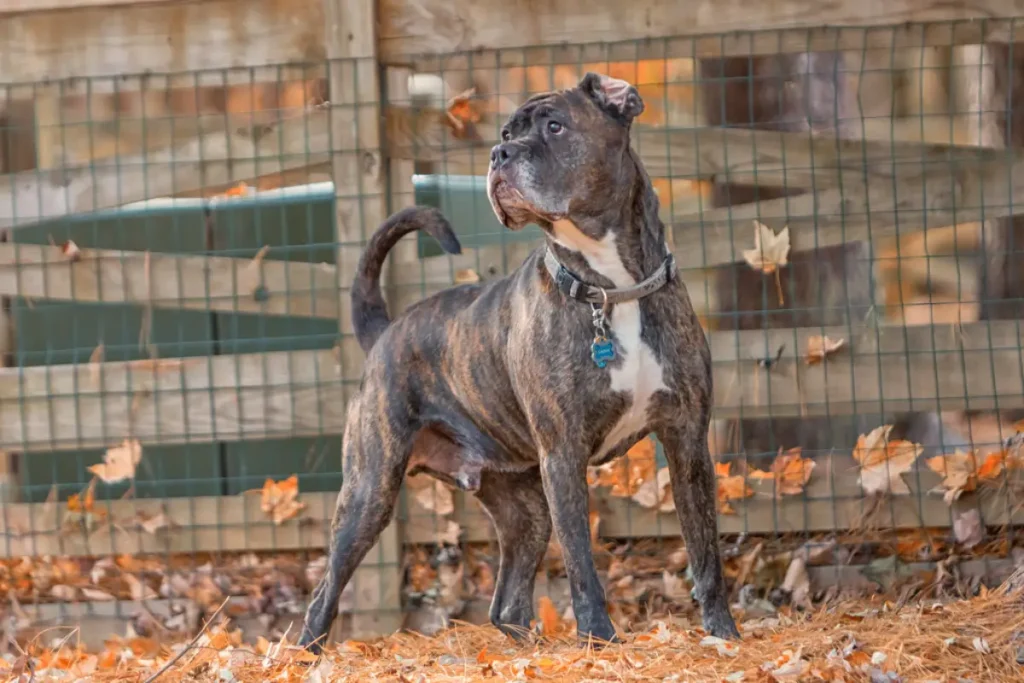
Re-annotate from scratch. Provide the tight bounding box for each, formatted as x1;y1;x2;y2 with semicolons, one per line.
2;0;1024;638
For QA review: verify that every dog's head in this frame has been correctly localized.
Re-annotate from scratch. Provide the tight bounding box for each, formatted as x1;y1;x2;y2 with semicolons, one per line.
486;73;644;235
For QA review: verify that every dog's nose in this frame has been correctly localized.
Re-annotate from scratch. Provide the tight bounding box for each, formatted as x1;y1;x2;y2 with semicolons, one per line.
490;143;520;169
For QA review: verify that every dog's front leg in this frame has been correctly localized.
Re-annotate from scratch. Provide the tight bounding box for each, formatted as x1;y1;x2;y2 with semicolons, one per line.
539;453;619;645
658;425;740;640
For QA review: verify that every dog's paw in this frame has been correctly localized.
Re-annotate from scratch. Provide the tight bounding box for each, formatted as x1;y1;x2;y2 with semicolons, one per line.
703;610;742;641
576;619;621;648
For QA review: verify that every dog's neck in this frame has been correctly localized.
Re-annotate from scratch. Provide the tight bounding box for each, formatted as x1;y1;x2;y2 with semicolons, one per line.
546;153;668;292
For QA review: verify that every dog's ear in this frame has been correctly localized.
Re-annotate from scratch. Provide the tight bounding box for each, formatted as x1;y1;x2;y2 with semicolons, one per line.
578;72;645;125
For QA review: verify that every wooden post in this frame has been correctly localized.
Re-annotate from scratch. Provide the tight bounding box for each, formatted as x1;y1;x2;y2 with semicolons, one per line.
0;228;16;503
323;0;403;641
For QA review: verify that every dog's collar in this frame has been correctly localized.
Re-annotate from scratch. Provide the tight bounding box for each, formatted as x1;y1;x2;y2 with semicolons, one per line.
543;247;676;305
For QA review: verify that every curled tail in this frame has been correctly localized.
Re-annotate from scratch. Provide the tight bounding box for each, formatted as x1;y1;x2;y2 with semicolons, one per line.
351;206;461;352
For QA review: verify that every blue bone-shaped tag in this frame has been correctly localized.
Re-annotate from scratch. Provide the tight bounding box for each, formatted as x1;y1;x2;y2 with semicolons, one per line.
591;337;616;368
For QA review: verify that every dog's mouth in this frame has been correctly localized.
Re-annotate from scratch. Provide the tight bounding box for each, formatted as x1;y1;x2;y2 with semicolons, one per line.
487;171;558;231
487;174;528;230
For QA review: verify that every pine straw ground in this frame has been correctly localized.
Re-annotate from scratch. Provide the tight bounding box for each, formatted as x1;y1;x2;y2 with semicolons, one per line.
4;572;1024;682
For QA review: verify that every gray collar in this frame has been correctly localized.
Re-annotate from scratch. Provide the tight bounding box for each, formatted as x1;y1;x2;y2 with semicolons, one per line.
542;247;676;305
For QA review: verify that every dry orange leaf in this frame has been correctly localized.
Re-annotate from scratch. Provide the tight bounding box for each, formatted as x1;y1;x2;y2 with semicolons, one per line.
742;221;790;275
926;450;983;504
717;475;753;515
88;439;142;484
852;425;922;496
537;596;562;635
714;461;732;478
67;480;97;514
454;268;481;284
805;335;845;365
749;447;816;497
259;475;306;525
594;436;658;498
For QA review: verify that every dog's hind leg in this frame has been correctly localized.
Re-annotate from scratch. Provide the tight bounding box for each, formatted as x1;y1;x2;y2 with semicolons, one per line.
299;404;411;652
657;424;740;640
474;468;551;639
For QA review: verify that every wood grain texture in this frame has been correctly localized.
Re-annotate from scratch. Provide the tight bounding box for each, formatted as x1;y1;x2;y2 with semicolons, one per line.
0;243;341;319
0;451;1015;557
671;151;1024;270
0;0;325;83
3;321;1023;453
0;349;348;453
380;0;1024;63
0;109;332;230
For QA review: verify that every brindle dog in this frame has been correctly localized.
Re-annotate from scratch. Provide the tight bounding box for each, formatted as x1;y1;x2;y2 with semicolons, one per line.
300;72;739;650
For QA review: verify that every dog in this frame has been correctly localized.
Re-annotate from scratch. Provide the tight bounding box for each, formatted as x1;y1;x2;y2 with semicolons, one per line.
299;72;739;649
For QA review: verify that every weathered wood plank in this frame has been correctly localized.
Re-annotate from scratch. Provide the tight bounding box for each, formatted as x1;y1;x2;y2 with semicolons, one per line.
0;243;341;319
380;0;1024;64
1;109;333;230
0;0;325;84
671;151;1024;270
1;452;1018;557
709;320;1024;419
0;349;348;453
3;321;1023;453
427;452;1024;543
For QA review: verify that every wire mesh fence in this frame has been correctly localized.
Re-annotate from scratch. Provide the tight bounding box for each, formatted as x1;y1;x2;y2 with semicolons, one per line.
1;19;1023;643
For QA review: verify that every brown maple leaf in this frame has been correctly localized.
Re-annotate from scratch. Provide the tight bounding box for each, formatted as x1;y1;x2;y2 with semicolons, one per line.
851;425;922;496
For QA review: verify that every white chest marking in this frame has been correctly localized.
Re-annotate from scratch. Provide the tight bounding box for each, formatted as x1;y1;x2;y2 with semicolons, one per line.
551;220;669;460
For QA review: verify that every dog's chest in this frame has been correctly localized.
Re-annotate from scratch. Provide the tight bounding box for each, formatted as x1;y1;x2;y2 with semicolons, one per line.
593;300;669;460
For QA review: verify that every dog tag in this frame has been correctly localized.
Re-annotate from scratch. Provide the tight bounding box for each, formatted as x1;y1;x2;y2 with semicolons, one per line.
591;336;616;368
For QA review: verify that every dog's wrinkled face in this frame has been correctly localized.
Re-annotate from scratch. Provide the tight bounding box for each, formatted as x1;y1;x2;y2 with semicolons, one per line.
486;73;645;233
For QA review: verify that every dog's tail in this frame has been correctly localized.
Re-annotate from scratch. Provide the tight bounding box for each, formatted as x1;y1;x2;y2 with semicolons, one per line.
351;206;462;352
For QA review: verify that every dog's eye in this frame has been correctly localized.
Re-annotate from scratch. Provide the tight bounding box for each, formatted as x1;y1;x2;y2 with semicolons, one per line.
500;129;511;142
547;121;564;135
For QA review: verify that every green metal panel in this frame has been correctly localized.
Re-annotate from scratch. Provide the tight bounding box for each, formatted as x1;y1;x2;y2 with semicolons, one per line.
210;188;343;495
412;174;543;257
11;207;221;502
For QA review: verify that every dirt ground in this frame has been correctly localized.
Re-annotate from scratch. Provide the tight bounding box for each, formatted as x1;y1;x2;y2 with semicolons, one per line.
3;570;1022;683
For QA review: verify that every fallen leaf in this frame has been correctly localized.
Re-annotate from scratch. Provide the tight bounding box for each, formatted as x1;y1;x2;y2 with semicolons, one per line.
926;450;981;504
537;596;562;635
749;447;816;497
781;556;811;609
953;507;984;549
717;474;754;515
258;475;306;525
805;335;845;365
743;221;790;275
978;451;1009;480
714;461;732;478
135;510;175;535
594;436;658;498
51;584;78;601
125;574;158;601
770;649;810;680
454;268;480;284
851;425;922;496
972;636;991;654
61;240;82;262
700;635;739;657
88;439;142;484
81;587;115;601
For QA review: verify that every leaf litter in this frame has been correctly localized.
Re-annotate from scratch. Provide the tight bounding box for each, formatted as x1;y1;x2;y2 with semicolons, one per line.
3;566;1023;682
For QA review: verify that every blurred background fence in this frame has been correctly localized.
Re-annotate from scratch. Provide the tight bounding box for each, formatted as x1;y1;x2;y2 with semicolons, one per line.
2;0;1024;648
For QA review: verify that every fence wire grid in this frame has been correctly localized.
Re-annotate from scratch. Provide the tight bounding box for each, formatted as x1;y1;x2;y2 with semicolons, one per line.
0;19;1023;641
